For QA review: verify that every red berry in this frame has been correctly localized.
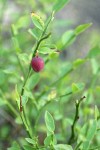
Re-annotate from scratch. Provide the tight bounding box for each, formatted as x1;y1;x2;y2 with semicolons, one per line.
31;56;44;72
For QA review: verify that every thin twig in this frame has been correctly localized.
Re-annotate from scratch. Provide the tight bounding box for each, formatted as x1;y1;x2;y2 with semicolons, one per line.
20;12;54;98
18;12;54;139
20;33;51;98
68;96;86;144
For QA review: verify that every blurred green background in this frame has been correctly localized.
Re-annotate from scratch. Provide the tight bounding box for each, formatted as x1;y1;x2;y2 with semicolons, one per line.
0;0;100;149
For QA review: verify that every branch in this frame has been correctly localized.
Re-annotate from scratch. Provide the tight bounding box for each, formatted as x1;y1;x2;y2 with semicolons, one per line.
68;96;86;144
20;30;52;107
18;13;53;139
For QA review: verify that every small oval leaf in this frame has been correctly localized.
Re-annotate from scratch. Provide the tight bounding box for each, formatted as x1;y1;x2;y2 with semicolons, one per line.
54;144;73;150
45;111;55;132
26;74;40;90
75;23;92;35
25;138;35;145
31;13;44;30
53;0;70;12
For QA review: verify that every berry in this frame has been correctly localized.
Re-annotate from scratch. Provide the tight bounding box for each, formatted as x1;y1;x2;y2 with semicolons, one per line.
31;56;44;72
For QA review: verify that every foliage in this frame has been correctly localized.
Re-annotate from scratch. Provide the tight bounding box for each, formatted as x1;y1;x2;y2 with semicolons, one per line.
0;0;100;150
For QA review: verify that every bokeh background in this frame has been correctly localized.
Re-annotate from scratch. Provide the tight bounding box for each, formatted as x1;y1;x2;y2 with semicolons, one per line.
0;0;100;149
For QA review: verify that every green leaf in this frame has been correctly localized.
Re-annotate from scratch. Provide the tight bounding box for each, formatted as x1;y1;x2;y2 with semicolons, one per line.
51;63;73;86
26;74;40;90
91;59;99;74
75;23;92;35
22;95;28;106
15;116;22;124
49;52;59;59
44;134;57;146
15;84;20;101
23;145;35;150
77;83;85;91
72;83;79;93
82;120;97;150
87;46;100;58
40;44;57;54
39;47;52;54
31;13;44;30
11;24;18;35
53;0;70;12
45;111;55;133
73;58;86;68
78;124;87;142
3;69;17;77
95;105;99;120
43;44;57;50
83;140;90;150
86;120;97;141
72;83;85;93
24;90;34;100
25;138;35;145
52;134;57;145
16;15;30;29
12;37;21;52
44;135;52;146
28;28;42;40
7;142;20;150
17;53;30;65
61;30;76;48
58;23;92;50
54;144;73;150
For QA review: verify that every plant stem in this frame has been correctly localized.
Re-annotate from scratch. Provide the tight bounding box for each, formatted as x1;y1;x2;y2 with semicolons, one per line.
21;68;31;96
18;12;54;139
74;141;82;150
20;112;32;138
20;12;53;105
68;96;86;144
20;12;54;98
16;100;32;138
59;92;72;98
32;32;51;57
20;33;51;97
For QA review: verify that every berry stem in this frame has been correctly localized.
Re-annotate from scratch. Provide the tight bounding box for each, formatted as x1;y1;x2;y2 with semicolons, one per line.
32;32;51;57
